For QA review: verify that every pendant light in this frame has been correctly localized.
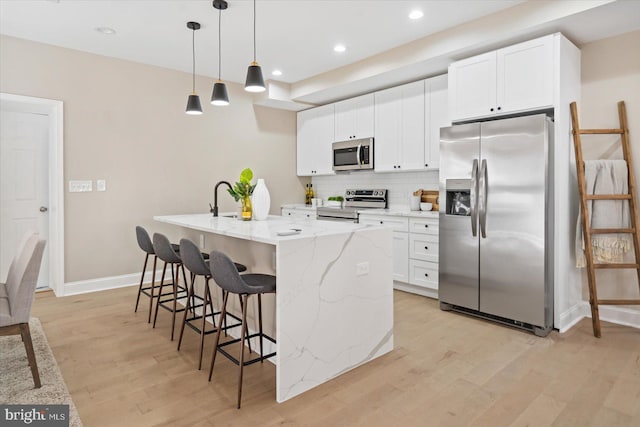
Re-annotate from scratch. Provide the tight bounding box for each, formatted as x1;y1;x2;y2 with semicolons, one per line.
185;21;203;115
244;0;265;92
211;0;229;106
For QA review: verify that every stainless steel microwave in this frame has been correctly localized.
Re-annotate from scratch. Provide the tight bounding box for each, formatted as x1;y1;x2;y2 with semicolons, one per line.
332;138;374;171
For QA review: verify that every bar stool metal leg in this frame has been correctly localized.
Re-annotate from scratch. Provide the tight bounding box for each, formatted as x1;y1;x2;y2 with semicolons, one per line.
152;262;168;328
209;290;229;381
147;256;157;323
237;294;249;409
134;253;149;313
177;274;196;351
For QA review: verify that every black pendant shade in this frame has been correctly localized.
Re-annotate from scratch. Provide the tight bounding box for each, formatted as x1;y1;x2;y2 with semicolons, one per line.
185;21;202;115
245;0;266;93
211;81;229;106
211;0;230;106
186;94;203;115
245;62;265;93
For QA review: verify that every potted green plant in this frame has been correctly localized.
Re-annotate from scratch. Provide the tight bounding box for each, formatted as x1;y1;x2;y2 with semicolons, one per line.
326;196;344;207
227;168;256;220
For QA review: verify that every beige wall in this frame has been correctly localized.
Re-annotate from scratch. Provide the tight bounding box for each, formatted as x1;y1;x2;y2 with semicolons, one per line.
579;30;640;305
0;35;305;283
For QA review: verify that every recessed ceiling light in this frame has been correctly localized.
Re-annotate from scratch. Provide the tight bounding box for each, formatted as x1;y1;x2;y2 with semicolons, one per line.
95;27;116;35
409;10;424;20
272;70;283;76
333;44;346;53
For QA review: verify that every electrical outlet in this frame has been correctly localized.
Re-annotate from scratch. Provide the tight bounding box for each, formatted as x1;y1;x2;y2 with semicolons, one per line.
356;261;369;276
68;180;92;192
96;179;106;192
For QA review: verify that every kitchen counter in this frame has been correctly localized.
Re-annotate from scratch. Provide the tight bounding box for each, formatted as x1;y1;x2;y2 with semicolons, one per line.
280;203;316;211
154;213;393;403
155;213;374;245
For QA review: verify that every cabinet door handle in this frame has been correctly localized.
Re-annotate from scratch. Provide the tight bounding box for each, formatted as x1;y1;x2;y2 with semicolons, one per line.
424;246;429;250
424;273;429;277
425;164;428;167
490;108;494;112
424;224;429;228
380;221;384;224
497;106;502;111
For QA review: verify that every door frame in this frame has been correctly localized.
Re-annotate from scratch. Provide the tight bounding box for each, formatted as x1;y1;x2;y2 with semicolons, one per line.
0;93;64;296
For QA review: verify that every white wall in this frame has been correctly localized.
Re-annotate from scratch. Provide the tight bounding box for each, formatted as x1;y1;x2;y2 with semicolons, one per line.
578;29;640;328
0;35;303;287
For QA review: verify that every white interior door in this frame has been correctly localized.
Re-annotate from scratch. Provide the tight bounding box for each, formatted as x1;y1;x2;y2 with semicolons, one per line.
0;109;49;288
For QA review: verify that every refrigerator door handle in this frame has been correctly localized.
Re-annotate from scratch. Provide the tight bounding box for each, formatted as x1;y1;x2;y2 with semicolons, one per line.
470;159;478;237
479;159;488;238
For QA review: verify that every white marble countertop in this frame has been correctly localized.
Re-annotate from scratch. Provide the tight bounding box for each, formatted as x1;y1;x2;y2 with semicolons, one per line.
154;213;379;245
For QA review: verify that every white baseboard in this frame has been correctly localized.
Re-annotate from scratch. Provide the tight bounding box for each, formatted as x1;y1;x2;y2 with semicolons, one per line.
63;269;165;296
558;301;640;332
597;305;640;330
557;302;590;333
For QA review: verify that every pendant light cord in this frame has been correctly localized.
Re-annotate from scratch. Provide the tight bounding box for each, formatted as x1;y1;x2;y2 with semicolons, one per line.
218;8;222;80
253;0;256;62
191;27;196;94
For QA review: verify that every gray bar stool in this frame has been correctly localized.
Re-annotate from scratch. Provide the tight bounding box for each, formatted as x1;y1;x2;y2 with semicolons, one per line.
134;226;180;323
177;238;248;370
207;250;276;409
152;232;190;340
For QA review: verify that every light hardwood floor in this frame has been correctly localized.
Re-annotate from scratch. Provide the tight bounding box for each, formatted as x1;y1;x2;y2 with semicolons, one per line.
33;287;640;427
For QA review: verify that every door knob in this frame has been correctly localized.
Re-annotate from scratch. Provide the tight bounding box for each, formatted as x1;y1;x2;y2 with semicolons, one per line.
39;206;48;212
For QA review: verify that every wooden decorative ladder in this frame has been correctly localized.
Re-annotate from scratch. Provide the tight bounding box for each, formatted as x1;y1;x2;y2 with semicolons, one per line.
570;101;640;337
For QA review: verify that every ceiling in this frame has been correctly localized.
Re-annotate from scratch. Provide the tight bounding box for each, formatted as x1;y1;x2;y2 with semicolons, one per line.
2;0;639;108
0;0;525;85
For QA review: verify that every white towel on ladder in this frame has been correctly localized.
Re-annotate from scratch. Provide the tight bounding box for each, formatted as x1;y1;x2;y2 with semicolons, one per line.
576;159;632;267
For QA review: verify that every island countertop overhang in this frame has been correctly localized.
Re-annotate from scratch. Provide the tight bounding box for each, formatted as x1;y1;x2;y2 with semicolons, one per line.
153;213;384;245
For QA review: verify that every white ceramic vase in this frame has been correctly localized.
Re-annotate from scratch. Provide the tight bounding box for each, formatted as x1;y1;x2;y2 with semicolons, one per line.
252;178;271;221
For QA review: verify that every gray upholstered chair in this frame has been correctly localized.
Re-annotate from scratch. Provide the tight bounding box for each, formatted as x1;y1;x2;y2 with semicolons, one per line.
177;238;247;370
0;233;47;388
207;250;276;409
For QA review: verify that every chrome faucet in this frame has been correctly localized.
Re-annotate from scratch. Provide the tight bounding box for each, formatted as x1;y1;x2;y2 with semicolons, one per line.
212;181;232;217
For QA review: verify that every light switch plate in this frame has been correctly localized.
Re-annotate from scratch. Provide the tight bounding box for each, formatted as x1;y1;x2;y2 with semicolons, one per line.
96;179;106;192
69;180;92;192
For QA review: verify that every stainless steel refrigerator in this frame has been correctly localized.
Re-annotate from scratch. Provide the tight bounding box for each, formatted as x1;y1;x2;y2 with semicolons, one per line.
438;113;554;336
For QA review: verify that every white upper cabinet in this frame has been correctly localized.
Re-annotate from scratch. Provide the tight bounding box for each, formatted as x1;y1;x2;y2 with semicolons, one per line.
497;36;554;113
334;93;374;141
296;104;335;176
374;80;425;172
448;34;554;122
448;51;497;122
425;74;449;169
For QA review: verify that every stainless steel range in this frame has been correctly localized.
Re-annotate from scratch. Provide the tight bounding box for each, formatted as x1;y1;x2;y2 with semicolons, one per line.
316;189;387;222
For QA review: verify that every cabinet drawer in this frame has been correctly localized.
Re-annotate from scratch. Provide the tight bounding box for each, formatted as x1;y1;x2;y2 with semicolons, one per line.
409;259;438;290
409;217;439;235
409;234;438;262
359;215;408;232
281;208;314;219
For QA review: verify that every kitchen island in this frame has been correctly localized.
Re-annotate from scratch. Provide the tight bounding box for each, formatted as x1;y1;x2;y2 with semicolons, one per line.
154;213;393;402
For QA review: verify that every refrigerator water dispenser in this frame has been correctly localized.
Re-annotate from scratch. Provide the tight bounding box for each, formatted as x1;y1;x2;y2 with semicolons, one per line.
445;179;472;216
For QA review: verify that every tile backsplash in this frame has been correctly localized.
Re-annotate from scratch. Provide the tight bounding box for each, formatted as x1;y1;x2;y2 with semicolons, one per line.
311;170;439;208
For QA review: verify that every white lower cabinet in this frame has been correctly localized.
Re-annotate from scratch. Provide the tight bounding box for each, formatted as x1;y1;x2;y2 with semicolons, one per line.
409;259;439;291
392;232;409;282
281;207;316;219
359;213;439;298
